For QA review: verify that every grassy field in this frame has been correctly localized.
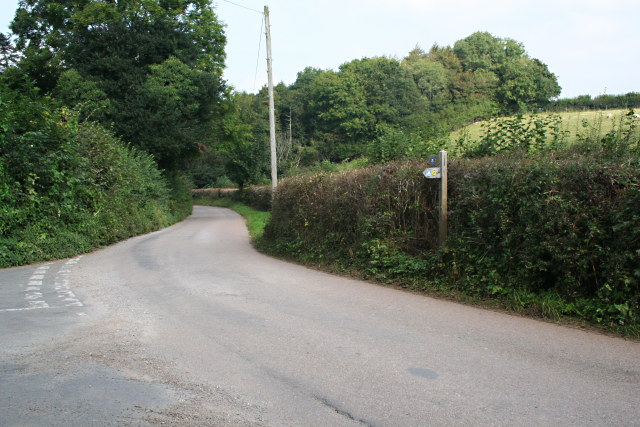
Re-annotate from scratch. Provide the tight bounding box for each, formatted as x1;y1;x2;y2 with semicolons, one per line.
450;109;634;148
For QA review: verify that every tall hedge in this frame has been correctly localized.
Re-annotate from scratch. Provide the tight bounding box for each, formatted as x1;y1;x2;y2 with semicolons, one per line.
262;149;640;327
264;162;440;261
0;93;191;267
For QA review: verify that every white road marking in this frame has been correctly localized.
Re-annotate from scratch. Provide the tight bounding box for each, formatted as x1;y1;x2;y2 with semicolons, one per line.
52;258;84;308
0;306;49;312
28;301;49;308
12;257;85;311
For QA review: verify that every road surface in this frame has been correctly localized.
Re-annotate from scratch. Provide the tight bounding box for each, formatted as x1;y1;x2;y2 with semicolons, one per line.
1;206;639;426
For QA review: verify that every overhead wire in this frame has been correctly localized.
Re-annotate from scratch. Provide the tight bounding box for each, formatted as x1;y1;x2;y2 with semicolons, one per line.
253;15;264;92
217;0;265;92
219;0;263;15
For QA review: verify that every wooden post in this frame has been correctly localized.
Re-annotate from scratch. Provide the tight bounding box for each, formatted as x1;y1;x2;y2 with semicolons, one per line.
438;150;448;245
264;6;277;192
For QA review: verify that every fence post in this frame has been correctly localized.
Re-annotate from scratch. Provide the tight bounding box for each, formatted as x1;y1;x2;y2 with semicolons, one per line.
438;150;448;246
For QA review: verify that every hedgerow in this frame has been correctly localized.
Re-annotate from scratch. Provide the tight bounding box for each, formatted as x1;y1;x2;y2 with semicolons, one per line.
0;92;190;267
261;147;640;330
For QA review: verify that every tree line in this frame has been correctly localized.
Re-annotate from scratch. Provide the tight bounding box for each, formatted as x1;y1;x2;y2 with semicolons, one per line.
192;31;564;187
1;1;593;190
1;0;227;171
548;92;640;112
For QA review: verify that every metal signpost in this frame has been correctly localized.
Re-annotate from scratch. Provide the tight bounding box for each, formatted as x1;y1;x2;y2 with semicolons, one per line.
423;150;448;246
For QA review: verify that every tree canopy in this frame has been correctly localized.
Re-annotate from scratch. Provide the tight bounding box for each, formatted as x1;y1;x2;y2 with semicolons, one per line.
7;0;227;170
231;32;562;168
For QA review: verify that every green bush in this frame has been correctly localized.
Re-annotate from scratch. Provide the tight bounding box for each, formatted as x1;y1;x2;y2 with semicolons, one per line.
0;91;190;267
261;148;640;329
263;162;439;263
442;150;639;325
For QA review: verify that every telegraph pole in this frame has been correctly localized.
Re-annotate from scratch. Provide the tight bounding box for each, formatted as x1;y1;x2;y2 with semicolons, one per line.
264;6;277;191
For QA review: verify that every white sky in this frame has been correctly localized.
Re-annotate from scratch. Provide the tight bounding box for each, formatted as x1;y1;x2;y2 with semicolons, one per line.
2;0;639;98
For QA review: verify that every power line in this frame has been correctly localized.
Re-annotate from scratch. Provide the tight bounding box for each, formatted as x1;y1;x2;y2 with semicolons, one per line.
219;0;263;14
253;15;264;92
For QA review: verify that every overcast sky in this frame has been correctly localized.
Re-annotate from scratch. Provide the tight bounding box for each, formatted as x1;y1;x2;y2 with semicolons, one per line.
2;0;638;98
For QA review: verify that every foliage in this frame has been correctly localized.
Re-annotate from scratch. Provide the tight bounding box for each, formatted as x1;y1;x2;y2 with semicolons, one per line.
0;86;189;267
216;92;269;189
187;149;228;188
463;113;569;156
453;32;560;113
260;140;640;330
455;109;640;157
8;0;227;170
262;162;440;263
367;125;443;163
227;31;561;183
549;92;640;112
0;33;19;71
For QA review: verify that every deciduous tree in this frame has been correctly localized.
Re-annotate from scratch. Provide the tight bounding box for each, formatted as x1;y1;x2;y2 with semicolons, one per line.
10;0;227;170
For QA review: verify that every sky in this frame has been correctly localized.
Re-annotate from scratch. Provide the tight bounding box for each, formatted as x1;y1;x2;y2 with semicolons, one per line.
1;0;638;98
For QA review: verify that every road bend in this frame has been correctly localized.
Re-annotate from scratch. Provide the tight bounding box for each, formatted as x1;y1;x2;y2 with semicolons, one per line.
1;205;638;426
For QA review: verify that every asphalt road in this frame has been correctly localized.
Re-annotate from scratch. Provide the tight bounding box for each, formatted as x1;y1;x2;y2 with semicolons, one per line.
1;205;639;426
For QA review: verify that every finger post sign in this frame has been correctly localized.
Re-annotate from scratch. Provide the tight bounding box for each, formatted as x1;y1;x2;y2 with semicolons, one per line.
423;150;448;245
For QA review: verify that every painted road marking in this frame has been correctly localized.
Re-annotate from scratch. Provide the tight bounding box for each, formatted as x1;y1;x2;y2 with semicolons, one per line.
54;256;84;307
22;263;52;309
0;306;49;312
0;257;85;312
0;256;86;316
54;257;84;307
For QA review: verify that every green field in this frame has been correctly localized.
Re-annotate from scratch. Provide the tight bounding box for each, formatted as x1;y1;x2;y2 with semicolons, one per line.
450;109;635;149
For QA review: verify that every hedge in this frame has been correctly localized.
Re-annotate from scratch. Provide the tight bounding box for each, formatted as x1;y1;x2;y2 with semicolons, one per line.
261;148;640;327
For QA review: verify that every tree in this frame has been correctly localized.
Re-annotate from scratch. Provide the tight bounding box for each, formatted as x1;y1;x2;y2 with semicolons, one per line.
402;48;449;106
453;32;560;113
10;0;227;170
217;92;268;189
340;57;424;128
454;31;510;73
497;57;561;112
306;70;372;160
0;34;19;71
52;68;110;122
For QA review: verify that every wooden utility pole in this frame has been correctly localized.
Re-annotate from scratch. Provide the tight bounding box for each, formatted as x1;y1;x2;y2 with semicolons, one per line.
264;6;277;192
288;106;292;148
438;150;448;245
